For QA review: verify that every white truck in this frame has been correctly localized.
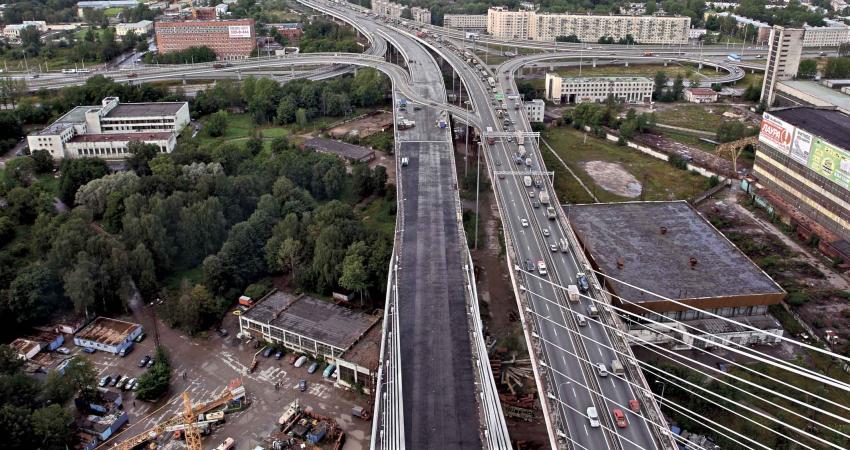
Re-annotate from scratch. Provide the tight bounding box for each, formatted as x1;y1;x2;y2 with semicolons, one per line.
518;144;527;158
487;77;496;89
523;175;533;187
567;285;580;302
539;191;550;205
611;359;625;376
397;118;415;130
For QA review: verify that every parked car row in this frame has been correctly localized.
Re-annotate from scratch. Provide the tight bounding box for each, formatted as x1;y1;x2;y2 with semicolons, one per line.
99;374;139;391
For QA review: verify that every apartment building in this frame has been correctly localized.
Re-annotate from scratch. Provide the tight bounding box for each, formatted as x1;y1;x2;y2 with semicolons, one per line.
27;97;189;160
371;0;404;18
545;73;654;104
443;14;487;31
155;19;255;59
524;99;545;122
115;20;153;38
410;6;431;24
803;20;850;47
761;26;804;107
750;107;850;261
486;7;690;44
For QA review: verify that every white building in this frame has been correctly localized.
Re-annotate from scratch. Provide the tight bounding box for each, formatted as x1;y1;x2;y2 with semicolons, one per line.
73;317;142;355
115;20;153;37
76;0;139;17
27;97;189;160
486;7;690;44
524;99;545;122
761;26;804;106
3;21;47;42
443;14;487;31
215;3;229;17
803;20;850;47
371;0;403;18
684;87;719;103
689;28;707;39
410;6;431;24
545;73;654;104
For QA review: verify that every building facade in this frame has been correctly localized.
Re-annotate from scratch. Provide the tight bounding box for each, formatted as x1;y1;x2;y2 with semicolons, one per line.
115;20;153;38
155;19;255;59
443;14;487;31
751;108;850;260
803;22;850;47
545;73;653;104
73;317;142;354
524;99;545;122
761;26;804;107
684;87;719;103
410;6;431;24
487;7;690;44
371;0;403;18
2;21;47;42
269;23;302;42
27;97;189;160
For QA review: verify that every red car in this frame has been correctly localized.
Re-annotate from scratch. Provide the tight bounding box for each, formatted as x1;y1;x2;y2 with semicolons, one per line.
628;399;640;413
613;409;628;428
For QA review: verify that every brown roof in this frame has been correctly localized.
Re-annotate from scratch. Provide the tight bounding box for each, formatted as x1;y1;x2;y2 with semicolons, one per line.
686;88;718;96
68;132;173;143
75;317;140;346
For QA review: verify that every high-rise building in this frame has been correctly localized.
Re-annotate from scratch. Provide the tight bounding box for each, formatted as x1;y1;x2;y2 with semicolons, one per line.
155;19;256;60
761;26;804;107
486;7;690;44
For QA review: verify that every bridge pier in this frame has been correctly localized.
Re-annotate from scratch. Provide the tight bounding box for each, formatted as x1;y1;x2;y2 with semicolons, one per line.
698;62;703;70
182;75;187;85
663;61;668;67
591;58;596;68
624;60;629;67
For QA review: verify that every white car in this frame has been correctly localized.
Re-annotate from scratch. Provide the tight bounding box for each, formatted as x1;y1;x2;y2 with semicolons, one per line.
520;218;529;228
542;228;550;237
587;406;600;428
56;347;71;355
596;363;609;377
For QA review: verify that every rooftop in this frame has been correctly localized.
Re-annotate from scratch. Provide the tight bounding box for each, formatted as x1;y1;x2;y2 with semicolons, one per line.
569;201;785;303
68;131;173;143
303;137;375;162
556;75;652;83
778;80;850;116
105;102;186;118
243;291;380;350
771;107;850;152
686;87;718;96
339;316;382;370
11;338;41;357
75;317;140;346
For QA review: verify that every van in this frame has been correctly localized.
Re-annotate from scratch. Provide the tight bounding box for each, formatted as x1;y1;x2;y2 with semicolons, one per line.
587;304;599;317
323;364;336;378
575;313;587;327
611;359;624;376
559;239;568;253
215;437;235;450
118;343;133;357
294;356;308;368
401;157;409;167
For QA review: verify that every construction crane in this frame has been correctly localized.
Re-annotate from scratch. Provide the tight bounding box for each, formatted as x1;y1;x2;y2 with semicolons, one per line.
107;380;245;450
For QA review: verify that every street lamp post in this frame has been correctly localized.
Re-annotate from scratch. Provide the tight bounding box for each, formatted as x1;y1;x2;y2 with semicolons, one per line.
474;141;481;250
655;380;667;403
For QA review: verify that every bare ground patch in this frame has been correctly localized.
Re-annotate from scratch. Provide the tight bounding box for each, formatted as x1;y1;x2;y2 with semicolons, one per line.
580;160;642;198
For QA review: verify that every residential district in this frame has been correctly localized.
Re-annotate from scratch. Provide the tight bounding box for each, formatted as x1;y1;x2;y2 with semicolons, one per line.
1;1;850;450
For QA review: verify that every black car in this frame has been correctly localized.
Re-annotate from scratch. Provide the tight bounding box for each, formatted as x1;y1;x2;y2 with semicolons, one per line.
138;355;151;368
525;259;535;271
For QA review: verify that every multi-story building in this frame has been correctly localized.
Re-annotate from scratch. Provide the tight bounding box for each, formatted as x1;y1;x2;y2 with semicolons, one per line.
155;19;255;59
524;99;545;122
371;0;404;18
713;12;772;44
76;0;139;17
749;107;850;261
803;20;850;47
443;14;488;31
115;20;153;38
761;26;804;107
410;6;431;24
27;97;189;160
268;23;303;42
486;7;690;44
2;20;47;42
545;73;653;104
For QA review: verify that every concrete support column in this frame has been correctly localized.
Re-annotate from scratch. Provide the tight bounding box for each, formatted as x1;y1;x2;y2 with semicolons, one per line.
624;61;629;67
592;58;597;68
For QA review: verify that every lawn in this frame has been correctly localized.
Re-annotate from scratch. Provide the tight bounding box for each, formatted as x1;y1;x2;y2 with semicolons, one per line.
653;104;734;133
732;71;764;90
657;129;718;152
163;265;204;290
357;195;396;238
541;126;711;203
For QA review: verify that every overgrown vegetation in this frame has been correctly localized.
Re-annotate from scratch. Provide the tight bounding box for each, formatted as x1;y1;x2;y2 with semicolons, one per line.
144;46;217;65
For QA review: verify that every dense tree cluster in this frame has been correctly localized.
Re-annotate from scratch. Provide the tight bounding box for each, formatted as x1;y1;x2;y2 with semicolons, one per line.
824;57;850;79
562;100;656;140
0;0;79;24
1;23;147;65
143;46;217;65
299;19;362;53
734;0;825;27
135;346;171;400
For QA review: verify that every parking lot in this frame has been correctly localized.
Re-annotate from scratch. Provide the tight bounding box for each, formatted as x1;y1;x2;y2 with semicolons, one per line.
80;307;372;450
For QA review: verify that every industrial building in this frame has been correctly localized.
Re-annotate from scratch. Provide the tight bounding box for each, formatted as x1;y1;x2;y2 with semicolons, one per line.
11;338;42;360
303;137;375;162
569;201;786;349
684;87;719;103
749;107;850;262
27;96;189;160
73;317;142;354
544;73;654;104
239;290;382;392
154;19;256;59
115;20;153;38
443;14;487;31
486;7;690;44
761;26;805;106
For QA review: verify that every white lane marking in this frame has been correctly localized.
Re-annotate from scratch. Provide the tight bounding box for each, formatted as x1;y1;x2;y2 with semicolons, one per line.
598;347;605;358
584;425;590;436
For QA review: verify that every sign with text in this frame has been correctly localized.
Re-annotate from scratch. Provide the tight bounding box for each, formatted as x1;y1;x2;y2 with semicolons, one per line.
789;127;813;166
228;25;252;38
759;113;795;155
808;138;850;190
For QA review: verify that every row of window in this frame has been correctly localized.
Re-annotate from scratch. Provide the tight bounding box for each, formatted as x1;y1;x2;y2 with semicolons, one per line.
75;145;167;156
647;304;769;323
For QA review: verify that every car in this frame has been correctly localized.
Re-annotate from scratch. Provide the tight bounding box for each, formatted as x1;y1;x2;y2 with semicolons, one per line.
549;243;558;252
134;332;146;343
520;218;529;228
138;356;151;368
413;105;422;111
613;409;628;428
587;406;600;428
298;379;307;392
542;228;550;237
629;399;640;413
99;376;111;387
495;159;501;166
307;362;319;374
576;272;590;292
56;347;71;355
294;355;308;367
532;200;540;209
125;378;137;391
146;358;154;368
596;363;609;377
527;190;535;198
217;328;229;337
537;260;548;276
525;259;535;271
262;347;274;358
82;347;96;354
575;313;587;327
110;375;120;387
116;376;128;389
275;351;283;360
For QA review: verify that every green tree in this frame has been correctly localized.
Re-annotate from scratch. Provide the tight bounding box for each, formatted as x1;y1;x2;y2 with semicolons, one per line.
62;357;97;401
351;163;373;198
136;346;171;400
205;110;229;137
339;241;370;303
58;158;109;203
671;74;685;101
653;71;669;100
39;371;74;406
6;264;64;325
0;217;14;244
30;150;54;173
275;237;303;278
127;141;160;176
797;59;818;79
555;34;580;42
373;165;388;196
0;404;33;450
4;157;36;187
276;95;297;124
295;108;308;128
31;404;72;450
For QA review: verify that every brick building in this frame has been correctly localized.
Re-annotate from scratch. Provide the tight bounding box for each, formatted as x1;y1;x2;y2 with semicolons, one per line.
155;19;255;59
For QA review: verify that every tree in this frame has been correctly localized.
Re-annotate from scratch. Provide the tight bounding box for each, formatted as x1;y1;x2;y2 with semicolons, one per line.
0;345;23;375
30;150;54;174
0;404;33;450
295;108;308;128
39;371;73;406
58;158;109;203
275;238;303;278
136;346;171;400
205;110;229;137
671;74;685;101
276;95;297;124
62;357;97;401
74;171;140;216
797;59;818;79
653;71;669;100
0;217;14;243
646;0;657;14
373;165;388;196
555;34;580;43
401;7;413;19
6;264;64;325
31;404;72;450
19;26;42;54
339;241;370;303
127;141;160;176
351;163;373;198
716;121;750;143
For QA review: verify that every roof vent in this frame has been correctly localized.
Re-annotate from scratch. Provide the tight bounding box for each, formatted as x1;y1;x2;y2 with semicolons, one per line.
689;257;698;269
660;226;668;235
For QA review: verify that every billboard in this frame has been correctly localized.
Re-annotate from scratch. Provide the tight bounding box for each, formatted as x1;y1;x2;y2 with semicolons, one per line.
789;128;813;166
759;113;795;155
807;138;850;189
228;25;252;38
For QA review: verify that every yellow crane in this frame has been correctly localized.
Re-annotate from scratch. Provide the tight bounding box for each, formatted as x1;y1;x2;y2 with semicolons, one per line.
181;392;202;450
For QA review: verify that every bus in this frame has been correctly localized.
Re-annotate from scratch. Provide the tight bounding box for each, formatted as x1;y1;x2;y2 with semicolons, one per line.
727;53;742;62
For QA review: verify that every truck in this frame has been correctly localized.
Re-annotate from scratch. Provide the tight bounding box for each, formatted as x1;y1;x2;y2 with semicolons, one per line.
611;359;625;376
215;437;235;450
523;175;533;187
486;126;495;145
487;77;496;89
539;191;550;205
518;144;527;158
546;206;556;219
238;295;253;307
567;285;580;302
279;400;300;426
307;423;327;444
517;134;525;146
397;118;415;130
465;32;479;39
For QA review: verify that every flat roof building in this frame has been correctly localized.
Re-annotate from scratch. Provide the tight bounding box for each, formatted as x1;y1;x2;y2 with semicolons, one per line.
761;26;804;107
115;20;152;37
11;338;42;360
443;14;487;31
684;87;719;103
27;96;189;160
155;19;255;59
73;317;142;354
749;107;850;262
774;80;850;116
545;73;653;104
239;290;382;392
303;137;375;162
569;201;786;348
524;98;545;123
3;20;47;41
487;7;690;44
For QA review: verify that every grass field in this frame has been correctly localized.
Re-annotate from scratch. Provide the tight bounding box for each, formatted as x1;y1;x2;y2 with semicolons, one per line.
733;71;764;89
654;104;735;133
541;126;711;203
554;62;712;80
658;129;718;152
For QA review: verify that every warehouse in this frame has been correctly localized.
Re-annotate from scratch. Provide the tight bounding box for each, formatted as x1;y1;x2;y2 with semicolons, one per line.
73;317;142;354
569;201;786;348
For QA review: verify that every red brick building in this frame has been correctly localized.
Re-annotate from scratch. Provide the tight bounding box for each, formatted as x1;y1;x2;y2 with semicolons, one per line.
192;7;217;20
155;19;256;59
269;23;303;43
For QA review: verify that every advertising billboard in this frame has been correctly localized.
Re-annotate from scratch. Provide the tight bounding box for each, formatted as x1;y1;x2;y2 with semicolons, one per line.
807;138;850;189
789;128;813;166
228;25;252;38
759;112;795;155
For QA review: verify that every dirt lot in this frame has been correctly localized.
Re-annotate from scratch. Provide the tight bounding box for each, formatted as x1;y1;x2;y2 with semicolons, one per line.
83;305;372;450
327;112;393;139
580;160;642;198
